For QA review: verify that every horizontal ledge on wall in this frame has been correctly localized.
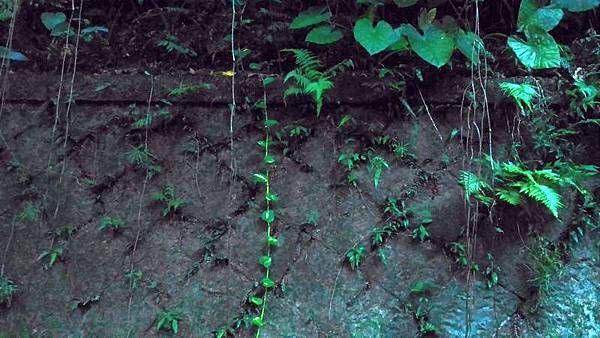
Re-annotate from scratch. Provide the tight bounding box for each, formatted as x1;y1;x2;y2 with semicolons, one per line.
3;70;564;107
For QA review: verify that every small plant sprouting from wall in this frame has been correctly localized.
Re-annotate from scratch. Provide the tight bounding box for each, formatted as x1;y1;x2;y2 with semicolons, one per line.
282;48;353;116
126;145;162;178
152;184;186;217
250;77;281;336
0;275;17;307
99;216;127;234
156;308;183;334
37;245;64;269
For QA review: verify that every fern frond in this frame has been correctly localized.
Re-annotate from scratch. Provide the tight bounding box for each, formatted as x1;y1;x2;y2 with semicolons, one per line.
499;161;525;176
283;86;303;98
519;182;563;218
282;48;322;74
533;169;561;184
496;189;522;206
458;170;489;200
283;69;301;83
499;81;538;113
305;69;324;81
323;59;354;78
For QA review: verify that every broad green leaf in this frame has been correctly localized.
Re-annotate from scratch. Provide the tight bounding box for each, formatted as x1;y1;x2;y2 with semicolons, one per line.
257;140;268;149
507;29;561;69
455;29;485;64
263;154;275;164
249;295;263;306
552;0;600;11
263;76;275;87
258;255;272;268
0;47;28;61
264;119;278;128
172;320;178;334
41;12;66;31
404;24;455;68
261;209;275;223
393;0;419;7
517;0;563;32
253;173;268;184
265;192;279;202
50;21;73;37
251;316;264;327
353;18;399;56
305;25;343;45
81;25;109;35
267;236;279;247
410;280;434;293
261;277;275;288
289;6;330;29
387;25;410;51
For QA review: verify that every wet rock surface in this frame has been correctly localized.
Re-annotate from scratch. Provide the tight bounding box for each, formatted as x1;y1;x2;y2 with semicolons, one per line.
0;74;598;337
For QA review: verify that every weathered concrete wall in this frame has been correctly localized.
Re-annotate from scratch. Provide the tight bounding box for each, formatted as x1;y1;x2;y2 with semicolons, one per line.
0;71;596;337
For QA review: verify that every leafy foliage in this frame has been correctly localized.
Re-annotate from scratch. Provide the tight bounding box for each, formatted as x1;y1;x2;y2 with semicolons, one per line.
99;216;127;232
126;145;161;178
0;276;17;306
499;81;539;113
283;48;353;116
156;309;182;334
346;245;366;270
289;6;330;29
152;185;186;217
353;18;399;56
508;29;561;69
459;158;596;219
366;152;390;189
528;237;563;293
458;170;490;202
38;246;64;268
158;35;197;56
403;23;454;68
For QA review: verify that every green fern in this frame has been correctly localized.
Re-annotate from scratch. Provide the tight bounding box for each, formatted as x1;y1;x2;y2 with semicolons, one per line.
496;188;522;206
497;161;564;218
458;170;488;200
283;48;352;116
459;159;572;219
499;81;538;114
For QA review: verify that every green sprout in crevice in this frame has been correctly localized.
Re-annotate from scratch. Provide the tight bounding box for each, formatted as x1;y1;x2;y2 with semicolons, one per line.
152;184;186;217
250;77;281;336
0;275;17;306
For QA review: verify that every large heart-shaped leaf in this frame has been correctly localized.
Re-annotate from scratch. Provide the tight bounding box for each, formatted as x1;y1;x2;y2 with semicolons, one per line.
0;47;28;61
353;18;398;55
552;0;600;11
456;29;485;64
508;30;561;69
404;24;455;68
41;12;66;31
518;0;563;32
289;6;330;30
305;25;343;45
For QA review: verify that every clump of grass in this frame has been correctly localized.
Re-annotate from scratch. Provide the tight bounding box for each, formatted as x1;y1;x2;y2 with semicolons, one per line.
528;237;563;293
